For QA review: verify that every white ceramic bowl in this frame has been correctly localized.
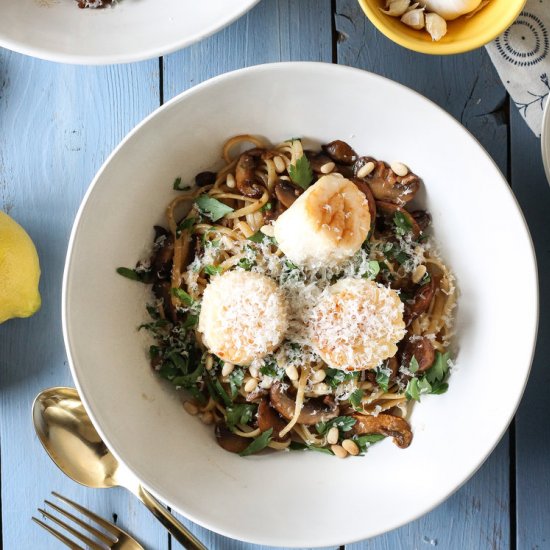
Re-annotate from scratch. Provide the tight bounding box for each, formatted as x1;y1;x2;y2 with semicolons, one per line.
542;99;550;186
0;0;258;65
63;62;538;547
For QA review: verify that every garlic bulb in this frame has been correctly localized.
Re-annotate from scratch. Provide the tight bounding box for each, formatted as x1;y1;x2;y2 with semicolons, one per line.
425;12;447;40
401;8;425;30
380;0;411;17
420;0;482;20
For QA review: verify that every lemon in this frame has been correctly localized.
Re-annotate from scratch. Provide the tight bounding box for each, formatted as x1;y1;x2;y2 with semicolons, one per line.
0;211;41;323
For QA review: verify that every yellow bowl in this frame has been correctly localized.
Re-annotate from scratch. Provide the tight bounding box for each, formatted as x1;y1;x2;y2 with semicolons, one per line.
358;0;526;54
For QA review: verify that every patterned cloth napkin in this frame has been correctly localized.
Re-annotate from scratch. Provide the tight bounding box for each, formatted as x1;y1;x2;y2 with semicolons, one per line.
485;0;549;137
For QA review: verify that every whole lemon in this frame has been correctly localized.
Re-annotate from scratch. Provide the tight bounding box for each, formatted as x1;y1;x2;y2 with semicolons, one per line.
0;211;41;324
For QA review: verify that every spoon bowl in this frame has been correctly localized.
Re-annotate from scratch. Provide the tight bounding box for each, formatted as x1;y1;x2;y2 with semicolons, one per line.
32;387;206;550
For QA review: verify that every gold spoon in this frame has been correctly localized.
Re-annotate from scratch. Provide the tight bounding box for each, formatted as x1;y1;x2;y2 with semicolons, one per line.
32;387;207;550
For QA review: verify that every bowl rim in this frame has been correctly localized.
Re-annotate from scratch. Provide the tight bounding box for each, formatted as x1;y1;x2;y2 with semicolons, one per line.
542;99;550;186
357;0;527;55
0;0;259;65
62;61;539;546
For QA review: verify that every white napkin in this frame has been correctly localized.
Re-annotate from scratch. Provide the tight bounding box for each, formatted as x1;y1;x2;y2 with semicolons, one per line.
485;0;550;137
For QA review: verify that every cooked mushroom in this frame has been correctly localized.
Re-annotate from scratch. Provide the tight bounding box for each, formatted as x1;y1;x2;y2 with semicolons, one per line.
351;177;377;229
270;382;339;425
366;355;398;385
405;275;437;322
363;160;420;205
215;422;250;453
150;228;174;280
322;140;357;165
258;398;288;441
195;171;216;187
235;153;264;198
411;210;431;232
376;201;421;238
402;336;435;373
152;280;178;322
352;413;412;448
305;151;334;174
274;179;302;209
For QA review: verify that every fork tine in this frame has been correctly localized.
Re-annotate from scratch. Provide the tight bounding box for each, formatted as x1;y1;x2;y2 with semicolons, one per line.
45;499;116;546
38;508;104;550
32;517;85;550
52;491;120;537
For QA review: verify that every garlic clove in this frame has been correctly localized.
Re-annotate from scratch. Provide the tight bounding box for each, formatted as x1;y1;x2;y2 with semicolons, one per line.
407;2;420;10
420;0;482;20
380;0;411;17
425;12;447;40
401;8;425;30
465;0;490;19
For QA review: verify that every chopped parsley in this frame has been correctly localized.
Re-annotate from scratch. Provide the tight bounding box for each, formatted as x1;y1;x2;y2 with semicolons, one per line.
116;267;150;282
325;368;358;389
394;211;413;236
239;428;273;456
171;288;197;308
316;416;356;436
228;367;245;398
259;356;285;380
247;231;266;243
176;217;196;237
195;195;234;222
236;257;255;270
289;442;333;455
349;389;364;412
226;403;256;431
353;434;386;453
364;260;381;279
375;363;391;392
289;155;313;190
204;265;222;276
409;356;420;374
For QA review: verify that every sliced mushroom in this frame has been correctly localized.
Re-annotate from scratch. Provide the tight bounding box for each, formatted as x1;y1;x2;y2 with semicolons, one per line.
411;210;431;232
215;422;250;453
376;201;421;238
322;140;357;165
304;151;334;174
150;229;174;280
351;177;377;230
152;280;178;322
195;171;216;187
274;179;302;209
270;382;339;425
235;153;263;198
364;160;420;205
402;336;435;373
258;398;288;441
405;275;437;322
352;413;412;448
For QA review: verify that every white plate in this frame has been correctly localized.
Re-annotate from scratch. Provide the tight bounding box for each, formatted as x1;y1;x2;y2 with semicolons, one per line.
542;99;550;185
0;0;259;65
63;63;538;547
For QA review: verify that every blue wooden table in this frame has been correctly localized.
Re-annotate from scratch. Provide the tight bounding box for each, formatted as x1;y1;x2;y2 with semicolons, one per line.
1;1;549;549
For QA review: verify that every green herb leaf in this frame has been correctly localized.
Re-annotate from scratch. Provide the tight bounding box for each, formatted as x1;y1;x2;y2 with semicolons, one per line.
405;378;420;401
247;231;265;243
425;351;450;385
409;356;420;374
316;416;356;436
171;288;196;307
172;362;204;389
353;434;386;453
289;442;333;455
365;260;380;279
261;202;273;211
259;356;285;380
182;314;199;329
289;155;313;190
208;377;232;407
173;177;190;191
349;389;364;412
236;258;255;271
430;382;449;395
375;364;390;392
226;403;256;430
239;428;273;456
176;217;196;237
325;368;358;389
394;211;412;236
204;265;222;276
116;267;149;282
195;195;234;222
228;368;245;398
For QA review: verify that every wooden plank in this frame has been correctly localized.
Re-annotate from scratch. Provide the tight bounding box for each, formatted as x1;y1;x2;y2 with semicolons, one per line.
336;2;511;549
509;106;550;550
163;0;334;547
0;50;167;550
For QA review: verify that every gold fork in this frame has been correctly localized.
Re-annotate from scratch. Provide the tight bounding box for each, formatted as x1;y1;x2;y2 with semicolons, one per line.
32;492;145;550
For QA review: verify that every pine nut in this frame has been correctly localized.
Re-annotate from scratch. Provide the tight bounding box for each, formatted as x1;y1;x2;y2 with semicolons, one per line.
249;365;259;379
331;444;348;458
279;175;291;182
391;162;409;177
260;224;275;237
205;355;214;371
342;439;360;456
412;264;427;284
320;161;336;174
312;369;326;383
332;172;344;179
221;362;234;377
357;161;375;179
285;365;299;381
312;382;330;395
226;173;236;188
200;411;214;425
273;155;286;173
327;426;339;445
183;402;199;416
244;378;258;393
